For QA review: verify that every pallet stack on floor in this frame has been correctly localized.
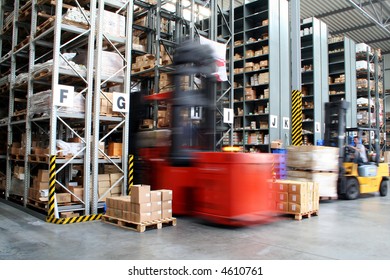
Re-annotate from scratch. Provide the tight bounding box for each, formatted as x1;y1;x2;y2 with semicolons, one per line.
102;185;176;232
270;179;319;220
286;145;339;199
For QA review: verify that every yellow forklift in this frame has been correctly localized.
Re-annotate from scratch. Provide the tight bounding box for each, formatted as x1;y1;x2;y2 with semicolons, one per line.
324;101;389;200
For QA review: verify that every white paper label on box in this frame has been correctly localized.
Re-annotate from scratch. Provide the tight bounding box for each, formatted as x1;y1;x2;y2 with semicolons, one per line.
292;204;296;211
54;85;74;107
113;92;129;113
292;195;297;202
292;185;297;192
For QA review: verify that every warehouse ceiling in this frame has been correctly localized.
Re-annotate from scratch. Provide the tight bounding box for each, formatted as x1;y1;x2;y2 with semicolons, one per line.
219;0;390;54
300;0;390;54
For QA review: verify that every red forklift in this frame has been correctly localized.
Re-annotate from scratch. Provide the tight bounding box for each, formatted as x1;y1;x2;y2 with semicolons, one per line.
135;40;276;226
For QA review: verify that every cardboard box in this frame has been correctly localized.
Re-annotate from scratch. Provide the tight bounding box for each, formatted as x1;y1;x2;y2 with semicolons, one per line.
276;202;288;212
99;180;111;190
122;210;132;221
56;193;71;203
151;201;162;212
288;203;302;214
98;174;110;181
162;208;172;219
276;192;288;202
69;187;83;202
37;169;49;182
60;212;80;218
273;180;289;192
151;210;162;220
131;185;151;203
162;200;172;210
160;189;172;201
131;202;152;213
132;212;152;223
271;140;283;149
150;190;162;202
108;143;122;157
288;181;308;194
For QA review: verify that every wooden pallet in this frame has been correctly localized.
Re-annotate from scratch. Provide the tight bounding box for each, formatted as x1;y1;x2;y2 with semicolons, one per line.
102;215;177;233
28;198;49;211
292;210;319;221
320;196;338;201
10;154;25;161
28;154;49;163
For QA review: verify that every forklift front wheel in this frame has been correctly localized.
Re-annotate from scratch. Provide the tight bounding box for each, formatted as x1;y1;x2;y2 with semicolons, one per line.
380;180;388;197
345;177;360;200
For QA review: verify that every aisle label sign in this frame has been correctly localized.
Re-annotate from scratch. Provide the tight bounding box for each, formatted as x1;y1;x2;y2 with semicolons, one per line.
113;92;129;113
283;117;290;129
270;115;278;128
54;85;74;107
223;108;234;124
315;122;321;133
191;106;202;120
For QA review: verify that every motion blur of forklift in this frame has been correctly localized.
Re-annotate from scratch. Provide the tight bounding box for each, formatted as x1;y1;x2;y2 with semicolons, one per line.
134;39;276;226
324;100;389;200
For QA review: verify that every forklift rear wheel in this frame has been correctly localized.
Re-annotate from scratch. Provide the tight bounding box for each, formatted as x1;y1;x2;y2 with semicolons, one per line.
380;180;388;197
345;178;360;200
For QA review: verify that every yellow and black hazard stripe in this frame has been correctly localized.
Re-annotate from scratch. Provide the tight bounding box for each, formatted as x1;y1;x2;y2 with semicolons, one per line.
291;90;303;146
46;214;102;224
128;154;134;195
47;155;56;219
46;155;103;224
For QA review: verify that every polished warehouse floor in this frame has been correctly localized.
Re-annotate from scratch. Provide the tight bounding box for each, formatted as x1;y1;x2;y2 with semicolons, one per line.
1;193;390;260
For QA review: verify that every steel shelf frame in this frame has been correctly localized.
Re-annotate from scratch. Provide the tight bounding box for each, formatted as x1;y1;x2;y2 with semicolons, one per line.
300;17;328;145
91;0;133;214
220;0;289;152
0;0;136;217
328;35;357;128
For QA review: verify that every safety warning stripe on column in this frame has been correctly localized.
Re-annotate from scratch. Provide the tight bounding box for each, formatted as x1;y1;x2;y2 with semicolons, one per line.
291;90;303;146
128;154;134;196
47;155;56;219
46;214;103;224
46;155;103;224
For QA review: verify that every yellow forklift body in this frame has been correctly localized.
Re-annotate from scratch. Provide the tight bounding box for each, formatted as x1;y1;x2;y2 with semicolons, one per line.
343;162;389;194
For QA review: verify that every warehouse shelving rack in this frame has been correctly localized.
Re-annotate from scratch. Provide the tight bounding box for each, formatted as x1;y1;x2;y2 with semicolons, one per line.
300;17;328;145
328;35;357;128
216;0;289;153
0;0;132;218
355;43;385;155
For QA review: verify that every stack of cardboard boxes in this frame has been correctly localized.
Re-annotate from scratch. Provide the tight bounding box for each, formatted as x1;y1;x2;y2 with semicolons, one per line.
105;185;173;223
28;169;50;201
271;179;319;216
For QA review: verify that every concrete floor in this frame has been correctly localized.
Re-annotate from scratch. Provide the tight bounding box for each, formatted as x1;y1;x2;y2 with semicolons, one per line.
1;193;390;260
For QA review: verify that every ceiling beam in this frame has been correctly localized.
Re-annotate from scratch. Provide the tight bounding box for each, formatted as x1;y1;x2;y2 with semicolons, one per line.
330;22;375;34
314;0;381;19
366;37;390;44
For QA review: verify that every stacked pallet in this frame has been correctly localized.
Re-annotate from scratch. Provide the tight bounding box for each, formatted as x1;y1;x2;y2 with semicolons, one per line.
286;146;339;199
103;185;175;232
271;179;319;220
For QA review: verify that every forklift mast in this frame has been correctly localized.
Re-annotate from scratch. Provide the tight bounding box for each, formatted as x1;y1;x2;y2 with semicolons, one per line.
169;39;217;166
324;100;349;167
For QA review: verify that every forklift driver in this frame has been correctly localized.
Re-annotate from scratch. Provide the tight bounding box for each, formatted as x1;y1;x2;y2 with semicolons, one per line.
349;136;368;164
